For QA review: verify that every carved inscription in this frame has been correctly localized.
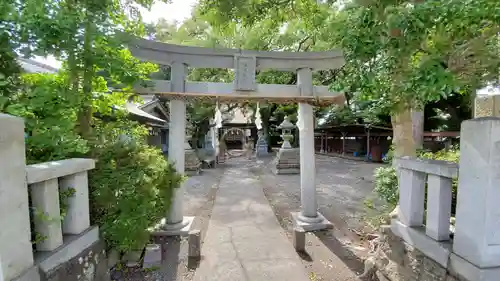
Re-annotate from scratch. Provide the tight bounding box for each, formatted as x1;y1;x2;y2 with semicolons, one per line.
234;55;256;91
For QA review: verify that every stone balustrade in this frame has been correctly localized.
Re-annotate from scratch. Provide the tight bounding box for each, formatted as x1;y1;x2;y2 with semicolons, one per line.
26;158;95;252
0;114;107;281
392;157;458;267
391;117;500;281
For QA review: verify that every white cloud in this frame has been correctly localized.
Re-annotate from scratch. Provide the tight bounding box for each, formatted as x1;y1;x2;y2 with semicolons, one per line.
34;0;196;68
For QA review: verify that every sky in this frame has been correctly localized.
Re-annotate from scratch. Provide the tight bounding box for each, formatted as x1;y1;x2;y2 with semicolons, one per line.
34;0;197;68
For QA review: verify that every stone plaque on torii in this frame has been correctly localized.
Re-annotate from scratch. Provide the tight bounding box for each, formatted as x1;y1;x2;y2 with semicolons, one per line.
129;38;346;234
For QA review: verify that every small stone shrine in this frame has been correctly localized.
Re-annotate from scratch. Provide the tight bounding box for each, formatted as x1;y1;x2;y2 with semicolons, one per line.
256;130;269;157
271;116;300;174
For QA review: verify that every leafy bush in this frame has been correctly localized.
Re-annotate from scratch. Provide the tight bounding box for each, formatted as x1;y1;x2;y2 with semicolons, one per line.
373;166;399;207
89;135;182;253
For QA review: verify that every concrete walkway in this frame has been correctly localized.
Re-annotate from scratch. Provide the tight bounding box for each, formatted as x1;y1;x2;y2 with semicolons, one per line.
194;163;310;281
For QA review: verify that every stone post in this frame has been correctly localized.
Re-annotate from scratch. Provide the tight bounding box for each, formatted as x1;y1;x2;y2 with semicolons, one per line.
0;114;34;280
30;178;64;251
292;68;332;231
452;117;500;278
164;62;194;234
59;171;91;235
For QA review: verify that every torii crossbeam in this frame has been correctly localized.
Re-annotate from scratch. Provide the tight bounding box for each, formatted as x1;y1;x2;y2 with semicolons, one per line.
129;38;346;234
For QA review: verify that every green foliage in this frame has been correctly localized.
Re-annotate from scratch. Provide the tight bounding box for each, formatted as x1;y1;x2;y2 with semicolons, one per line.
5;73;88;163
59;187;76;219
2;0;182;256
89;134;182;253
373;166;399;207
420;145;460;164
3;68;181;254
200;0;499;158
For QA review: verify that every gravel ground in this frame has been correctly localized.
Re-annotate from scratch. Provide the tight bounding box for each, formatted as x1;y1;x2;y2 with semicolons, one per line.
251;154;384;281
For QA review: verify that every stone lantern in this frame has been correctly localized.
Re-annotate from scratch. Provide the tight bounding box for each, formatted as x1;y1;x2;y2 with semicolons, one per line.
278;116;295;149
271;116;300;175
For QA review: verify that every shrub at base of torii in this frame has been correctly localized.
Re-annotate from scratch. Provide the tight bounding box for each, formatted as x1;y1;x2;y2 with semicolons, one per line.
89;135;182;254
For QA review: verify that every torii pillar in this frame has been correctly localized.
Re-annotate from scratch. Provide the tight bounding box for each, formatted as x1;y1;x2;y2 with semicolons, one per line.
129;39;344;233
162;61;195;235
292;68;332;231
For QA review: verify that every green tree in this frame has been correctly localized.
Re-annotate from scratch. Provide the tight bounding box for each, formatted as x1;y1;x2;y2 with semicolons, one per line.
14;0;169;138
199;0;500;158
0;0;189;255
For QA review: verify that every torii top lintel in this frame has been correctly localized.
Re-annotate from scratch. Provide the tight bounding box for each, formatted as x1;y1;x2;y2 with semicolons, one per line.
129;38;345;71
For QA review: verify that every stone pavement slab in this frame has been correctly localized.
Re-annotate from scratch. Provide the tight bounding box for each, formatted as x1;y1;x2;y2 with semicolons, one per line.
193;166;309;281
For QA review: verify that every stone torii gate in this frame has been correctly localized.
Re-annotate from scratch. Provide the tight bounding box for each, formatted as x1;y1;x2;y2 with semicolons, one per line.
129;38;345;233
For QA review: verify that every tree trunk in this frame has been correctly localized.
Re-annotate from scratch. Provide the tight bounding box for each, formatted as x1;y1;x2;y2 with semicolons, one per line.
391;105;416;158
390;105;416;219
78;17;94;140
411;109;424;150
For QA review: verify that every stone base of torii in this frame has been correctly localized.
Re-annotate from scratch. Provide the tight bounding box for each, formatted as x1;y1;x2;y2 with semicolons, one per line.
130;38;345;235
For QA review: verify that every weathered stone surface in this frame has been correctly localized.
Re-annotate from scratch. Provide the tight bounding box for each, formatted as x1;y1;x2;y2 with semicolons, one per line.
372;226;456;281
188;230;201;259
142;244;162;269
0;114;34;280
454;117;500;268
59;171;91;235
474;95;500;117
40;240;109;281
30;178;64;252
372;226;499;281
26;158;95;185
292;227;305;252
271;148;300;174
391;220;451;267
